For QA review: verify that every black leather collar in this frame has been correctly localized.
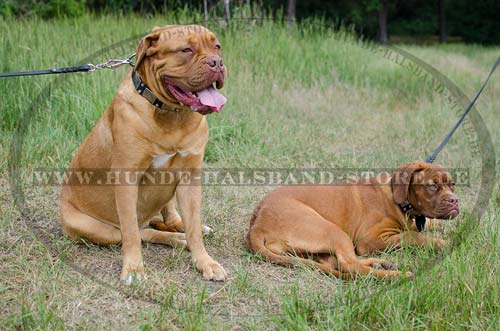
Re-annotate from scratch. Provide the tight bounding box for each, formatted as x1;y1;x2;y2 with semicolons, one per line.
132;70;180;112
398;201;426;232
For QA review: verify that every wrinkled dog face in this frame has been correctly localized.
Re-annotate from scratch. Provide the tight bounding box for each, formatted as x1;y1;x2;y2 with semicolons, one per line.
392;161;460;220
410;167;459;219
136;25;227;114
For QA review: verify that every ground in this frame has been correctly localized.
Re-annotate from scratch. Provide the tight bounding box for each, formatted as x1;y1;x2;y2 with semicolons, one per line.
0;13;499;330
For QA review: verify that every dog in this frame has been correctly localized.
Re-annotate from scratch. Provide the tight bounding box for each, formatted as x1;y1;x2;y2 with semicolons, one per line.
246;161;459;278
60;25;227;283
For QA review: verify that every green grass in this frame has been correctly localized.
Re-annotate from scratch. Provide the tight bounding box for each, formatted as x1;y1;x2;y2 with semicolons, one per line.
1;12;499;330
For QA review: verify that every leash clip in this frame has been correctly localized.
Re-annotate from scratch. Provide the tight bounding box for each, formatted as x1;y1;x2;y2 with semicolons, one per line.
88;53;136;72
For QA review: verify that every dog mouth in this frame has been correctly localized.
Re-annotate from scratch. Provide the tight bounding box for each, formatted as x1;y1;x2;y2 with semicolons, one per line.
445;208;459;219
164;79;227;115
438;207;459;220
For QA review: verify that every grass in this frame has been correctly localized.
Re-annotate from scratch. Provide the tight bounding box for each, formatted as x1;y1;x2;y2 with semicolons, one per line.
1;11;499;330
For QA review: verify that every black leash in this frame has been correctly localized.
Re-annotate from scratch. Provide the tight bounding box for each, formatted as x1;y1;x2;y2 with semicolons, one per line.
398;55;500;231
0;54;136;78
425;54;500;163
0;64;95;77
1;50;498;233
2;52;496;158
412;54;499;231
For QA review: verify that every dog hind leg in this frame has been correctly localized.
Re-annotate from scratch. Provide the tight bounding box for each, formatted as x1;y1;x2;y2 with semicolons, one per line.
61;201;121;245
140;228;187;248
249;201;409;279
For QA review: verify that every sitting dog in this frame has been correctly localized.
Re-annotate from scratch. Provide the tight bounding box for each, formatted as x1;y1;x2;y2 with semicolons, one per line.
60;25;227;283
246;161;459;278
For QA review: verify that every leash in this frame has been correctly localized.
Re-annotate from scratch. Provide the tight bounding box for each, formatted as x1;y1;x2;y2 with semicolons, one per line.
399;55;500;231
425;54;500;163
2;49;498;231
2;51;496;155
0;53;136;78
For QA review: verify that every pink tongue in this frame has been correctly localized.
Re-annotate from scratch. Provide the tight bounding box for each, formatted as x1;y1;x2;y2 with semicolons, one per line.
196;86;227;112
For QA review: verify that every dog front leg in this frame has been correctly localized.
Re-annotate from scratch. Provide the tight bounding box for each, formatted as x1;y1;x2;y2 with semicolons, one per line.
175;166;226;281
384;231;446;251
115;183;144;284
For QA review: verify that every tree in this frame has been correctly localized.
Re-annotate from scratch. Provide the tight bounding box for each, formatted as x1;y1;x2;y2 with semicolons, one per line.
377;0;388;44
203;0;208;20
286;0;296;23
223;0;230;23
438;0;446;43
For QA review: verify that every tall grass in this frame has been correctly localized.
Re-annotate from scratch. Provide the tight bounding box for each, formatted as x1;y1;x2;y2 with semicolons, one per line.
0;13;499;331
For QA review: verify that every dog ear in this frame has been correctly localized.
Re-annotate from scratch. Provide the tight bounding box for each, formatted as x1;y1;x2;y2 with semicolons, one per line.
391;161;429;205
135;30;161;70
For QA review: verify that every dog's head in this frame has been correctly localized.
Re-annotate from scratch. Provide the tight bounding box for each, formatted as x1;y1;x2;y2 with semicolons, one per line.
391;161;459;219
135;25;226;114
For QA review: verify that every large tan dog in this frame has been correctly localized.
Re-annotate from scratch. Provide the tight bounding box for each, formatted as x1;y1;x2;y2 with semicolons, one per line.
60;25;227;283
247;161;459;278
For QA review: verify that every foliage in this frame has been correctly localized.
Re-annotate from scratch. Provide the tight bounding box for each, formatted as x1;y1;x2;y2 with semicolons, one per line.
1;0;500;44
0;0;86;19
0;13;499;330
447;0;500;44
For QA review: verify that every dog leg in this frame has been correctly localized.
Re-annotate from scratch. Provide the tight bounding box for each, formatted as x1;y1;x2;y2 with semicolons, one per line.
114;183;145;284
140;228;187;248
384;231;446;251
154;196;213;234
175;162;226;281
157;196;185;232
358;258;398;270
250;201;409;279
61;200;121;245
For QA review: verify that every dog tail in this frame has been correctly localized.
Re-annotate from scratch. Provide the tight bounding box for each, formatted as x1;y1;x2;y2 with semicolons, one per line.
245;201;263;250
246;204;341;278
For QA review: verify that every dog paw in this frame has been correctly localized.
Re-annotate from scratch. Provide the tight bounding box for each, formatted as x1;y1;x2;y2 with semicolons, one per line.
164;232;187;249
173;239;188;249
373;261;398;270
122;272;145;286
121;258;145;285
196;258;227;282
202;225;213;235
433;239;447;251
382;261;398;270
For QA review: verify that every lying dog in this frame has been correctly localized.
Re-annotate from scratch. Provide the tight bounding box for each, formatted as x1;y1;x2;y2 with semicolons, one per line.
246;161;459;278
60;25;227;283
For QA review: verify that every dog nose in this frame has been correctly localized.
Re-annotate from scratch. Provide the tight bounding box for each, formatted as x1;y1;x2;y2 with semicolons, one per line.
445;196;459;204
206;55;223;70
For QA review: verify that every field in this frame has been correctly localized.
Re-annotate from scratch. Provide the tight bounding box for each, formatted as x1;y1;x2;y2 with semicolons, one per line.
0;12;499;330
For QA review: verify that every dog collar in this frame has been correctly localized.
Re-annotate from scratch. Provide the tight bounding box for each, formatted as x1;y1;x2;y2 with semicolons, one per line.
398;201;426;232
132;70;181;112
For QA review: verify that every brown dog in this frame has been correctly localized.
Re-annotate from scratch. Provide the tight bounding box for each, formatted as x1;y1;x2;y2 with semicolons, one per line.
60;25;227;283
247;161;459;278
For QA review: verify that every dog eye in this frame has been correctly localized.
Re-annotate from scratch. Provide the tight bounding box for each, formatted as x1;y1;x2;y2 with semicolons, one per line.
181;48;194;53
427;184;439;191
215;44;221;50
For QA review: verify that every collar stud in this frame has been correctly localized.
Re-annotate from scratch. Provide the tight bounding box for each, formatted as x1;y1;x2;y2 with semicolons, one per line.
132;70;178;112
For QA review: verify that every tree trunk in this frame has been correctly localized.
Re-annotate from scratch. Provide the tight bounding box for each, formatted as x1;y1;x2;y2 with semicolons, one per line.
203;0;208;21
248;0;254;18
438;0;446;44
286;0;296;24
377;0;388;44
223;0;230;23
271;0;280;20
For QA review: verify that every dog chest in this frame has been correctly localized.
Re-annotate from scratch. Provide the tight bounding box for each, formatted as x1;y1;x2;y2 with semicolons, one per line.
151;153;176;168
151;149;196;168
